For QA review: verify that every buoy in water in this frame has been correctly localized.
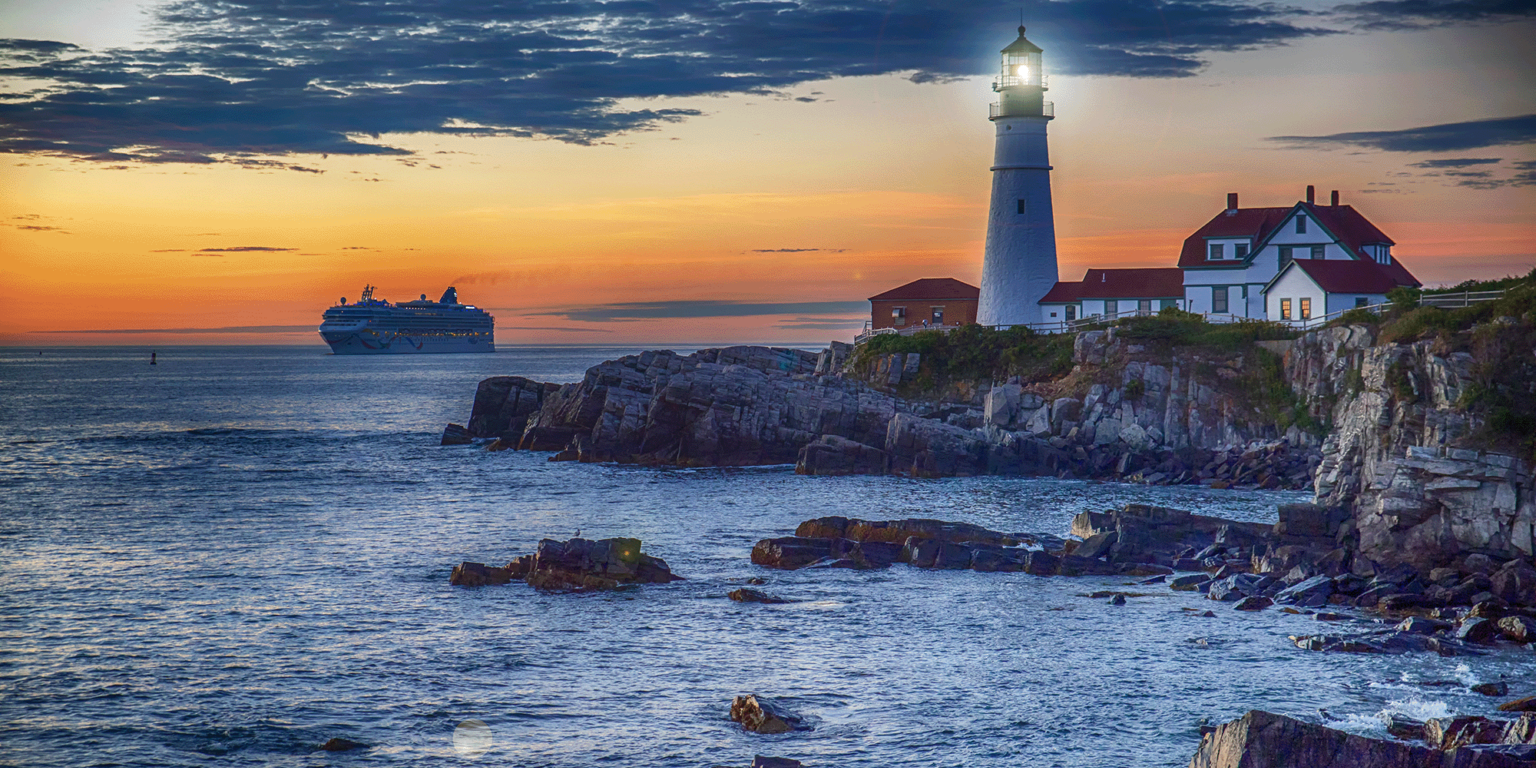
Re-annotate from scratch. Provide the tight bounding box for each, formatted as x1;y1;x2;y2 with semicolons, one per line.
150;352;157;365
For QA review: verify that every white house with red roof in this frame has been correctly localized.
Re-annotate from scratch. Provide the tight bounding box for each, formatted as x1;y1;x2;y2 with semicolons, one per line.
1038;267;1185;323
1178;187;1419;323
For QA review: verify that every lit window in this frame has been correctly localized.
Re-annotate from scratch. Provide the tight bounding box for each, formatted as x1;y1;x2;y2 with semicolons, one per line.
1281;298;1292;320
1300;298;1311;319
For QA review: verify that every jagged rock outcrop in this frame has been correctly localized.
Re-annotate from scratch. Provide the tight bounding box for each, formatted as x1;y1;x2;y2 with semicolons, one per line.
511;347;907;466
466;376;563;440
1286;325;1535;569
450;537;683;591
1188;710;1536;767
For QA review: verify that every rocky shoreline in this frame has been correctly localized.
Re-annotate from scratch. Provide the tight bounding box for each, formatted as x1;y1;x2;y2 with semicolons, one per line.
442;325;1535;765
449;501;1536;767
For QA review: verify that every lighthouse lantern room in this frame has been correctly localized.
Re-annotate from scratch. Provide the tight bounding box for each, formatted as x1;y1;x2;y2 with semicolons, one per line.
977;26;1060;327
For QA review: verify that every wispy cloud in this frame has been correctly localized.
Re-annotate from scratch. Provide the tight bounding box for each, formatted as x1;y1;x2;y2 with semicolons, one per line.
532;300;868;322
196;246;296;252
1268;114;1536;153
748;248;848;253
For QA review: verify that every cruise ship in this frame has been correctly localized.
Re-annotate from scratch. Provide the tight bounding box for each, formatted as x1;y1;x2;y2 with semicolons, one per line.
318;285;495;354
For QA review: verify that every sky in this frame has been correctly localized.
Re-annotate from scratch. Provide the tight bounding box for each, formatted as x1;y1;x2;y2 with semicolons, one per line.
1;0;1533;346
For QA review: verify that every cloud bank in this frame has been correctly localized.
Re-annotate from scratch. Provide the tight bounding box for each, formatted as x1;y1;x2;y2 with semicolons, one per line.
0;0;1364;167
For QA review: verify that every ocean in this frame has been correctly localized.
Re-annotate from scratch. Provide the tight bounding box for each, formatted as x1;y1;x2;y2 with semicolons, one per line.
1;345;1527;767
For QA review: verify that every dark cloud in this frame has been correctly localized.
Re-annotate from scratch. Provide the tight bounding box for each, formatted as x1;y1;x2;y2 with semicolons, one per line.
1408;157;1503;168
534;300;868;322
33;325;314;334
196;246;295;252
1335;0;1535;29
13;224;70;232
1269;114;1536;152
0;0;1343;167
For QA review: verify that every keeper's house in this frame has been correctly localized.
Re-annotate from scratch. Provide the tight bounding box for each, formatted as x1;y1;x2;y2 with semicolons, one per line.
1178;187;1419;323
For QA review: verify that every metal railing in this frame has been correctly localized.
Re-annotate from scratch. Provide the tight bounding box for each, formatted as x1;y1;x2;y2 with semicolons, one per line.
989;101;1054;119
993;74;1049;91
850;288;1511;345
1420;290;1505;308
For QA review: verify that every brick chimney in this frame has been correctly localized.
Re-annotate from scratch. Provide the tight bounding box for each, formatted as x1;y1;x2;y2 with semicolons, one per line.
1331;190;1340;207
1226;192;1238;215
1306;185;1315;204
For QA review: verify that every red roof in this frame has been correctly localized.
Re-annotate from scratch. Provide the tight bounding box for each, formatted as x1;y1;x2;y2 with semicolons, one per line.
1040;268;1184;302
1282;258;1420;294
868;277;979;302
1178;202;1396;268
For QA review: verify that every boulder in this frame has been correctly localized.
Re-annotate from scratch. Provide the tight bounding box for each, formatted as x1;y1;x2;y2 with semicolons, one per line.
440;423;472;446
1171;574;1212;591
1188;710;1433;767
730;695;805;735
1456;617;1499;644
1425;716;1506;750
1491;562;1536;607
729;588;790;604
1234;596;1273;611
1473;682;1510;697
1499;697;1536;713
1274;575;1335;608
319;738;367;752
1496;616;1536;643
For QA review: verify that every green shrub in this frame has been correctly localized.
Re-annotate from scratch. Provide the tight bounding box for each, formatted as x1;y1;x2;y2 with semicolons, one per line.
1387;285;1421;311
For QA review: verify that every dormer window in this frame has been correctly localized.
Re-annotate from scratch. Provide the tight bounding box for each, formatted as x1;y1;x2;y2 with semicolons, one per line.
1209;243;1224;260
1235;243;1249;259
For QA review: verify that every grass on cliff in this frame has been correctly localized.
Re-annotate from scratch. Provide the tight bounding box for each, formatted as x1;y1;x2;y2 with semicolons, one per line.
856;324;1076;385
1110;307;1299;351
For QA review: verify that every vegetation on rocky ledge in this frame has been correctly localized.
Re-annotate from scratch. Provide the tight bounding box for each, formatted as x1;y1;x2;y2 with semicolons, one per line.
854;323;1076;389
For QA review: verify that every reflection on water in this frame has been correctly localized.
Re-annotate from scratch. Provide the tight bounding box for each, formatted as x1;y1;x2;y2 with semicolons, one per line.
0;347;1529;767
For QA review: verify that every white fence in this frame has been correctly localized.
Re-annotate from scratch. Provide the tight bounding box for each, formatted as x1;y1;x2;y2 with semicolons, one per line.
851;288;1508;346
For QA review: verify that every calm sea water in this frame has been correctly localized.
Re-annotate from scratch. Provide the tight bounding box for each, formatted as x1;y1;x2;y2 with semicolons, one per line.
2;346;1530;768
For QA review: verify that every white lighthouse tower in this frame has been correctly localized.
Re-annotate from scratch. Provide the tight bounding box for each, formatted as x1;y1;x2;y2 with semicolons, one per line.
976;26;1059;327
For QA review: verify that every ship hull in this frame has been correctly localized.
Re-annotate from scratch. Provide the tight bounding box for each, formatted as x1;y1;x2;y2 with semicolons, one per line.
321;330;494;355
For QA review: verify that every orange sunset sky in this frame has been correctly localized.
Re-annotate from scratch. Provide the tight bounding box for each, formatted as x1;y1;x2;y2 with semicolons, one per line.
2;1;1533;346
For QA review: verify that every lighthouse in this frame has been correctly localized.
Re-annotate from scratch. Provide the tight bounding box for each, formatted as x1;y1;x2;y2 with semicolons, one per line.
976;26;1059;327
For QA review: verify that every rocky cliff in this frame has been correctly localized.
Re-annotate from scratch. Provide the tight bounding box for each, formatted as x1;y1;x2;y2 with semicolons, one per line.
1281;324;1534;568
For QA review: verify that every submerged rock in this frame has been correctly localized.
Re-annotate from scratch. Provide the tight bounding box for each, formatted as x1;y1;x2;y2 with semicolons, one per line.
751;757;803;768
729;588;790;604
730;695;805;735
319;737;367;752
